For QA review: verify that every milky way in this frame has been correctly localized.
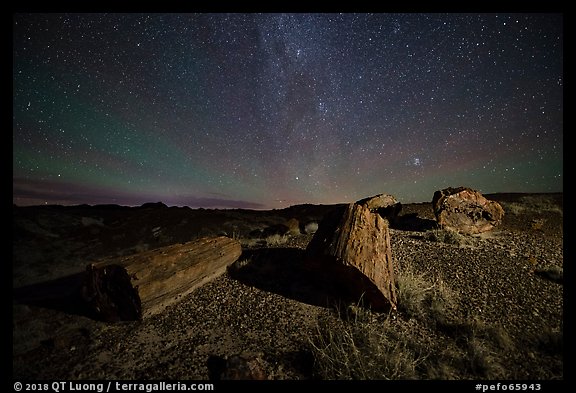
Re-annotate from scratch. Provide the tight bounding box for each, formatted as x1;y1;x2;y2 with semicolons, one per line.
13;13;563;209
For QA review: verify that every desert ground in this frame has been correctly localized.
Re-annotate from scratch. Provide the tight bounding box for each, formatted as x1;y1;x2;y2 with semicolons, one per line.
12;193;563;380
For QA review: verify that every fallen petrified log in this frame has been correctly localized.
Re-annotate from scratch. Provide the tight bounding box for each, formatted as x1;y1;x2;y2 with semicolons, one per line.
82;236;241;321
306;195;398;312
432;186;504;234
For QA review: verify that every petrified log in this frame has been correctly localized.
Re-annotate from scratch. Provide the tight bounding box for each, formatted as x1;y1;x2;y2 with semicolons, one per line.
306;195;398;312
357;193;402;224
82;236;241;321
432;187;504;234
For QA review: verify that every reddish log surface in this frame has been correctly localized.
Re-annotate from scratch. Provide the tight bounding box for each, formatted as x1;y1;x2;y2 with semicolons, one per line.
432;186;505;234
306;196;398;312
83;236;241;321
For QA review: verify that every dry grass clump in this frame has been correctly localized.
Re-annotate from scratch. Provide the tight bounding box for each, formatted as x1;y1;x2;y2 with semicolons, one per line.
308;302;425;379
448;318;513;378
304;222;319;234
534;326;563;355
423;228;468;246
233;233;291;248
265;234;289;246
308;261;516;380
237;238;260;248
396;267;454;323
501;195;563;216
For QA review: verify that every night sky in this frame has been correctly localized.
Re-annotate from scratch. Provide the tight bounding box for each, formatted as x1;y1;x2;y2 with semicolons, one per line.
13;13;563;209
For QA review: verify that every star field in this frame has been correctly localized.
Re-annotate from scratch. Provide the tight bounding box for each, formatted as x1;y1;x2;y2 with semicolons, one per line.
13;13;563;209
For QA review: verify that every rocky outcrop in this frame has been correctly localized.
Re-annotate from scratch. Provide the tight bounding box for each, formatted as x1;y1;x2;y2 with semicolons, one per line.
82;236;242;321
305;195;398;312
432;187;504;234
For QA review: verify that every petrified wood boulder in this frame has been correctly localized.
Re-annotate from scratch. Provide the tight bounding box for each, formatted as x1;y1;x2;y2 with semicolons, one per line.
432;187;504;234
306;195;398;312
83;236;241;321
357;193;402;224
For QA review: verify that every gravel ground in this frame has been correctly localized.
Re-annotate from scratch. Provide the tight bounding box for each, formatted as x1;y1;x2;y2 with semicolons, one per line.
12;194;563;380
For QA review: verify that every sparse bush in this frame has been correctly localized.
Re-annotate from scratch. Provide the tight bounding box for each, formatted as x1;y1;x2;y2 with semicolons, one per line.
286;218;301;235
309;264;459;380
396;269;435;319
396;264;455;324
238;238;259;248
466;338;505;378
520;195;563;213
535;327;563;355
308;259;517;380
501;202;524;216
304;222;319;234
309;305;424;379
424;228;466;246
265;234;289;246
501;195;563;216
438;317;511;379
460;319;513;352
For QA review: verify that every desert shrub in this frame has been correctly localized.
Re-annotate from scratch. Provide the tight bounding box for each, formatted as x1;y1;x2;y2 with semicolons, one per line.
501;195;562;216
309;263;457;380
465;338;505;378
304;222;319;234
520;195;563;213
534;326;563;355
501;202;523;215
396;264;455;324
308;258;515;380
265;234;289;246
465;321;511;378
396;268;435;319
285;218;301;235
424;317;513;380
238;238;259;248
455;319;513;351
424;228;466;246
309;305;424;379
309;254;520;379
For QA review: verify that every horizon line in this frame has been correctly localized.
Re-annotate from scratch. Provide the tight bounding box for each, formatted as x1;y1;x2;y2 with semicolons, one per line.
12;190;564;211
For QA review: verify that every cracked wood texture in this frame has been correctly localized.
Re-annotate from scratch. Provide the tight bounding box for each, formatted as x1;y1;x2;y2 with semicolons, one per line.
83;236;242;321
432;186;505;234
306;196;398;312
